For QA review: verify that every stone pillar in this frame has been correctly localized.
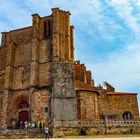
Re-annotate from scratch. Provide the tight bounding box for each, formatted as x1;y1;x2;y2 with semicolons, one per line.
29;88;34;123
2;40;16;128
30;38;39;122
70;26;74;61
52;8;60;61
5;40;15;89
51;62;77;121
51;9;77;134
6;40;15;66
30;38;39;87
86;71;92;85
1;90;9;128
59;11;62;59
65;12;71;61
1;32;8;47
62;12;66;60
32;14;41;39
52;8;71;62
4;66;14;89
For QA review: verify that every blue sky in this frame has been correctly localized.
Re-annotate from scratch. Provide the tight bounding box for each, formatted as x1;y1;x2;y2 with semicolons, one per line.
0;0;140;111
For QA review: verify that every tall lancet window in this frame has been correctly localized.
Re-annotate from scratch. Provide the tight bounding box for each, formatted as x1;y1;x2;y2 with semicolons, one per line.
44;19;52;38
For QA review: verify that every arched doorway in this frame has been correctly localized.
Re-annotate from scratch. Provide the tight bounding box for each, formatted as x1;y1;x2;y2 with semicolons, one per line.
123;111;133;120
19;111;29;123
18;100;29;128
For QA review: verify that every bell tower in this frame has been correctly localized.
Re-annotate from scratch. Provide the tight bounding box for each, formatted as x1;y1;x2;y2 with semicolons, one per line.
50;8;77;122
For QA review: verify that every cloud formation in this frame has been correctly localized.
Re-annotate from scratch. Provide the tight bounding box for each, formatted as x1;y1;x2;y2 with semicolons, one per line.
0;0;140;107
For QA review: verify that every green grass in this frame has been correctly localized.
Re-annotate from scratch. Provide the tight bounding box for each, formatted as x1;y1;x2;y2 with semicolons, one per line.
65;134;140;138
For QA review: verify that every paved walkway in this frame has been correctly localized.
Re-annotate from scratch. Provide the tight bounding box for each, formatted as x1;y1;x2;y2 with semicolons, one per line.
1;137;140;140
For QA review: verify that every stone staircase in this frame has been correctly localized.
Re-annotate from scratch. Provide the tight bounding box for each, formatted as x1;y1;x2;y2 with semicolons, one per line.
0;129;45;139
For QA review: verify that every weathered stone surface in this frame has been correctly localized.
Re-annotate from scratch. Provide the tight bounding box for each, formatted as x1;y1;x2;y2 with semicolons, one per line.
39;63;52;87
0;129;45;139
39;40;52;63
0;7;139;138
14;44;32;67
51;62;77;121
77;91;99;120
32;89;49;122
98;93;139;120
0;47;7;70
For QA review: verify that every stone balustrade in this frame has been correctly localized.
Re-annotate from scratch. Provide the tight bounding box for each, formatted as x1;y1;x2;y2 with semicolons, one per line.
53;120;140;128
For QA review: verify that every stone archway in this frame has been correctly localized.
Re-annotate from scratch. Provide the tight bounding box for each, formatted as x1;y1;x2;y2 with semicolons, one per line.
123;111;133;120
12;95;29;128
17;100;29;128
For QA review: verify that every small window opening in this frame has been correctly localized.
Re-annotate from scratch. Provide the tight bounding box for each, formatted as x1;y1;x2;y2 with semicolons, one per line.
44;21;47;37
44;20;51;38
123;112;133;120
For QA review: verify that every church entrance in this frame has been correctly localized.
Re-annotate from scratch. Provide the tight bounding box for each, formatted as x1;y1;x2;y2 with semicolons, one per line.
19;111;29;122
19;111;29;128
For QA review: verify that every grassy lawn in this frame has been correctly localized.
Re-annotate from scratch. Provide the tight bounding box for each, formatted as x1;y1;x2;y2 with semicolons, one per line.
65;134;140;138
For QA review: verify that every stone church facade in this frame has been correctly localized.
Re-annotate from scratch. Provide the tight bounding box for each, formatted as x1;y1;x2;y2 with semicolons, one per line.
0;8;139;136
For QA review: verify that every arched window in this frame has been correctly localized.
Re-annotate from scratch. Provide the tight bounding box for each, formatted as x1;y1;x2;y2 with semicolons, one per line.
44;20;52;38
44;21;47;37
123;112;133;120
48;20;51;36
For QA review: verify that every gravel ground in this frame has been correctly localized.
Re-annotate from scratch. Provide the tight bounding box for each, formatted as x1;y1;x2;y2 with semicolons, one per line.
1;137;140;140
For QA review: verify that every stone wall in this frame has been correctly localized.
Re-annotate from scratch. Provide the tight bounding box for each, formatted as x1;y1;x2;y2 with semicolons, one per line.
76;91;99;120
39;40;52;63
0;129;45;139
75;61;93;85
98;91;139;120
4;27;33;46
0;70;5;89
0;47;7;71
14;44;32;67
5;90;29;127
107;94;139;119
52;120;140;137
86;71;92;85
75;63;86;82
51;62;77;121
0;92;3;125
39;63;52;87
12;65;30;90
32;89;49;123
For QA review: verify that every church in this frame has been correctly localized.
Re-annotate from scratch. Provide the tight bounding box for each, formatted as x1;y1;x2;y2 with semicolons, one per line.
0;8;139;137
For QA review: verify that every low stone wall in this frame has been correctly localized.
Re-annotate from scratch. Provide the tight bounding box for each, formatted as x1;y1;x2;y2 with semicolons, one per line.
52;120;140;137
0;129;45;139
0;120;140;138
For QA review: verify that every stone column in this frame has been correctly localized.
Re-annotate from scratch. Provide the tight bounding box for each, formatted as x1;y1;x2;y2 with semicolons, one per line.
1;32;8;47
62;12;66;60
2;40;15;128
29;88;34;123
70;26;74;61
30;38;39;122
52;8;60;61
65;12;71;61
1;90;9;128
30;38;39;87
32;14;40;39
5;40;15;89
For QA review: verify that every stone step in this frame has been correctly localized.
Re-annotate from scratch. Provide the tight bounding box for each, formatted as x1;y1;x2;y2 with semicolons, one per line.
0;129;45;139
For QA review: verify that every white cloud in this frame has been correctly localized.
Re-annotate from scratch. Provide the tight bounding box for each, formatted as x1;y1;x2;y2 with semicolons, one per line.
110;0;140;34
0;0;140;95
89;43;140;92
